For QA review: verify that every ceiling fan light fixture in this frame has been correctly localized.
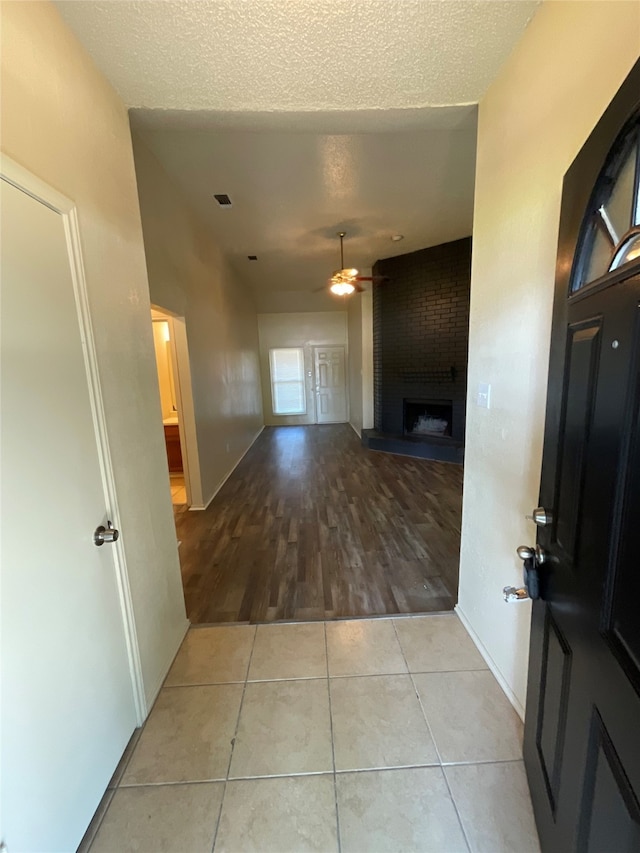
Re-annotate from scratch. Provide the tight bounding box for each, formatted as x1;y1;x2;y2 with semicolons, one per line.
324;233;359;296
331;269;359;283
330;281;356;296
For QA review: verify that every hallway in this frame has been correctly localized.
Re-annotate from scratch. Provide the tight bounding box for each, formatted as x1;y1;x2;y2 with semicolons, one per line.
80;614;540;852
174;425;463;624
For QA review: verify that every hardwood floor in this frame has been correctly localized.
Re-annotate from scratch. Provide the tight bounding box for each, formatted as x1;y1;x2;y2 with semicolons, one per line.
174;424;463;624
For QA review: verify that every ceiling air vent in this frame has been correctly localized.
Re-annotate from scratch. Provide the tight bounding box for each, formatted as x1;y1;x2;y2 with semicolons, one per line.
213;193;232;207
248;255;258;261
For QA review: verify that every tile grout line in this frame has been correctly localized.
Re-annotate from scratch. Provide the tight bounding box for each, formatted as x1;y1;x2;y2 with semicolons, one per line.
324;623;342;853
391;619;473;853
209;624;259;853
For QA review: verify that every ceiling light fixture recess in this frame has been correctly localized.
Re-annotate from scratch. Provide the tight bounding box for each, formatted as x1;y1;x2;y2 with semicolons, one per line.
391;234;404;242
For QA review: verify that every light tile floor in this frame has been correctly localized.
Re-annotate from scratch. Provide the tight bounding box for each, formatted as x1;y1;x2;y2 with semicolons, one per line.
170;474;187;505
80;614;541;853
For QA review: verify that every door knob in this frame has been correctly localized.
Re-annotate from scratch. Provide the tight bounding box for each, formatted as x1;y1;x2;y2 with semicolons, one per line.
515;543;546;600
517;545;535;561
517;544;547;564
528;506;553;527
94;520;119;547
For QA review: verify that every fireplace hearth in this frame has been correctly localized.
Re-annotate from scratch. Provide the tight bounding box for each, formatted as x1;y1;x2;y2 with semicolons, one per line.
404;399;453;439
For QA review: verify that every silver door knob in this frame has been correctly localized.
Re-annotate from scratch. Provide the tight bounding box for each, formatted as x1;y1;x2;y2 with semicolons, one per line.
517;544;546;564
530;506;553;527
517;545;535;561
94;520;119;547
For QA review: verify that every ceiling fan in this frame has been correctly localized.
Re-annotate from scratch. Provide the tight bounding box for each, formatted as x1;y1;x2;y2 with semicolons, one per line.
317;232;385;296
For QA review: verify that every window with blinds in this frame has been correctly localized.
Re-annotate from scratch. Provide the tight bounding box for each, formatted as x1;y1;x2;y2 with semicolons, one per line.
269;348;307;415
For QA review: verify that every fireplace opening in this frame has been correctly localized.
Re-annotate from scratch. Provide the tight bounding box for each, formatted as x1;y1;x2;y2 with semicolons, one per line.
403;398;453;438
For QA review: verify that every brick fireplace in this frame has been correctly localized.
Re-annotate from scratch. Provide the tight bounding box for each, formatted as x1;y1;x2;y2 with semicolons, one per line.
365;236;471;462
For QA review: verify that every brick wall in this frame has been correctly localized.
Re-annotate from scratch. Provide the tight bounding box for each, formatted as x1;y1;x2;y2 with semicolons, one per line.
372;237;471;442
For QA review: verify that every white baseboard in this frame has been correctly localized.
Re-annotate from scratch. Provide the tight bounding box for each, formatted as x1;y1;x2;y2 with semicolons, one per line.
455;604;525;721
349;422;362;438
189;426;264;511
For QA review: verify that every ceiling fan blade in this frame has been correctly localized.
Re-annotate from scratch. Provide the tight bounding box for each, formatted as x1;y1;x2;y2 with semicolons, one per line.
354;275;389;282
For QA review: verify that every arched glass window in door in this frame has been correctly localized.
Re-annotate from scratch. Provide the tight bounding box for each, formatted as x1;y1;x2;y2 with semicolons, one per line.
572;110;640;292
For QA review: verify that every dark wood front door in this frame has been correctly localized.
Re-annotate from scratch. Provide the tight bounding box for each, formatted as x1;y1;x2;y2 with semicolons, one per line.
524;61;640;852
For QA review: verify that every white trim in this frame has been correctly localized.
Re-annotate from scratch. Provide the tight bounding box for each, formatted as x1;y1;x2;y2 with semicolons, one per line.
189;426;265;511
0;154;72;212
349;422;362;438
1;153;147;723
455;604;526;721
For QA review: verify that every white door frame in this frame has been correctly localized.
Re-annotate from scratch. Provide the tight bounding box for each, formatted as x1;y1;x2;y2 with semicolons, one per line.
0;154;146;723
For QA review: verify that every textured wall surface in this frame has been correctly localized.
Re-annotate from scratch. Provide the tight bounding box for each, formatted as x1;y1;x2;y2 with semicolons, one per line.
132;137;264;507
348;296;364;437
347;290;374;437
459;0;640;716
0;1;188;708
373;238;471;441
56;0;538;111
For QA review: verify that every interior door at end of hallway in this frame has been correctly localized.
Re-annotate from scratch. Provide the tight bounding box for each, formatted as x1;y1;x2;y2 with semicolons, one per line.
314;346;347;424
0;175;138;852
523;62;640;853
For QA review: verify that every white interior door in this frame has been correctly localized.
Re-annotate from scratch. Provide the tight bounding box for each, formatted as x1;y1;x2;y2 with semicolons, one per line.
0;176;138;851
314;346;347;423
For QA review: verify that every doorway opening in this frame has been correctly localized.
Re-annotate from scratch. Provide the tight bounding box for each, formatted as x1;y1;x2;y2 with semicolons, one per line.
150;306;203;510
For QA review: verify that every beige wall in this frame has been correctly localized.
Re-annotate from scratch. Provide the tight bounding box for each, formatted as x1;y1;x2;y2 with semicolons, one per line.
347;291;374;436
132;138;264;507
0;1;188;706
258;312;348;425
458;1;640;715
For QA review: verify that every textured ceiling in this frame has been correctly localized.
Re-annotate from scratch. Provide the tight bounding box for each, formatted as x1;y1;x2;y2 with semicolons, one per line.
132;117;478;310
55;0;540;311
56;1;539;112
